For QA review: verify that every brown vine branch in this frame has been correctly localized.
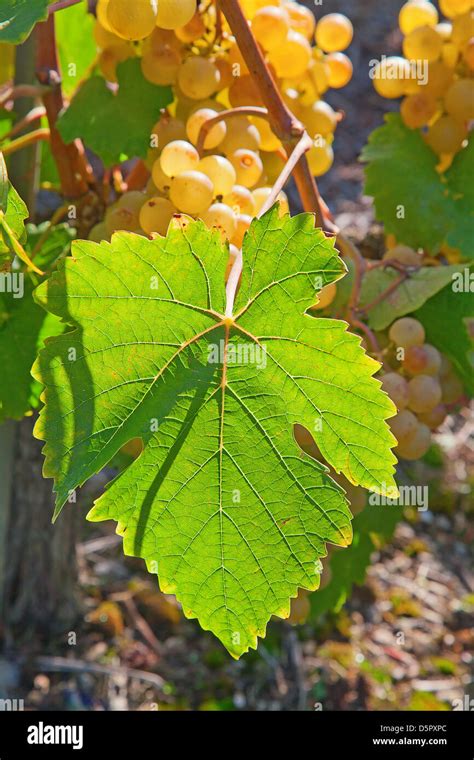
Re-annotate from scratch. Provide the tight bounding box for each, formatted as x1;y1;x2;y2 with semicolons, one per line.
1;106;46;141
48;0;83;13
359;273;409;315
0;84;50;106
259;131;313;217
196;106;269;154
35;15;92;198
219;0;328;230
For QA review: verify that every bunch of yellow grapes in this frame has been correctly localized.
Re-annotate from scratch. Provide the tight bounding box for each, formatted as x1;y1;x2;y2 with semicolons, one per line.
89;0;354;250
373;0;474;164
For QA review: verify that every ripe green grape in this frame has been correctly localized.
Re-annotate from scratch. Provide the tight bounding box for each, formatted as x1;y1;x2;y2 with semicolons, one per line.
186;108;226;149
106;0;157;40
381;372;410;410
155;0;196;30
426;115;466;154
160;140;200;178
139;197;177;236
390;409;419;444
441;372;464;403
198;155;236;197
399;0;439;35
401;92;437;129
418;404;448;429
88;221;109;243
389;317;426;348
403;344;442;376
306;139;334;176
325;52;353;89
396;421;431;460
169;171;214;214
315;13;353;52
268;31;312;78
251;6;290;51
229;149;263;188
200;203;237;241
383;244;423;266
445;79;474;122
177;56;220;100
408;374;442;413
223;185;256;216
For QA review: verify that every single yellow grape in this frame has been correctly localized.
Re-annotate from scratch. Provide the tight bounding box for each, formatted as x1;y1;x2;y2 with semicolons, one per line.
151;115;186;151
396;422;432;460
399;0;438;35
445;79;474;122
141;46;181;86
177;56;220;99
175;12;206;43
389;317;425;347
408;375;442;413
251;6;290;51
285;2;315;40
403;25;443;62
198;155;236;197
422;60;454;99
381;372;410;410
93;20;120;48
401;92;437;128
390;409;419;444
88;221;109;243
155;0;196;30
249;116;281;152
252;187;288;215
220;116;261;154
106;0;157;40
325;52;353;88
439;0;471;19
268;31;312;78
228;74;264;108
426;115;466;154
139;197;177;236
160;140;200;178
301;100;337;137
306;138;334;176
169;171;214;214
152;159;172;193
372;57;412;98
186;108;226;149
229;149;263;188
200;203;237;241
223;185;256;216
315;13;353;53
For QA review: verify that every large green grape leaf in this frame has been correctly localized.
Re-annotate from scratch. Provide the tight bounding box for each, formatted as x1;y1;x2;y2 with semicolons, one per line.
360;264;469;331
414;274;474;395
0;175;28;266
32;209;398;657
0;278;62;421
57;59;173;166
0;0;49;44
362;115;474;257
310;503;404;618
55;1;96;97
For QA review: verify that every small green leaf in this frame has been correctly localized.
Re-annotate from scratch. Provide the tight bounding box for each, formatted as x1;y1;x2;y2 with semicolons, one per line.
310;503;404;618
0;0;49;44
0;277;62;422
361;264;470;331
57;59;173;166
0;179;28;256
55;1;96;97
414;271;474;395
32;210;397;657
362;115;474;258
